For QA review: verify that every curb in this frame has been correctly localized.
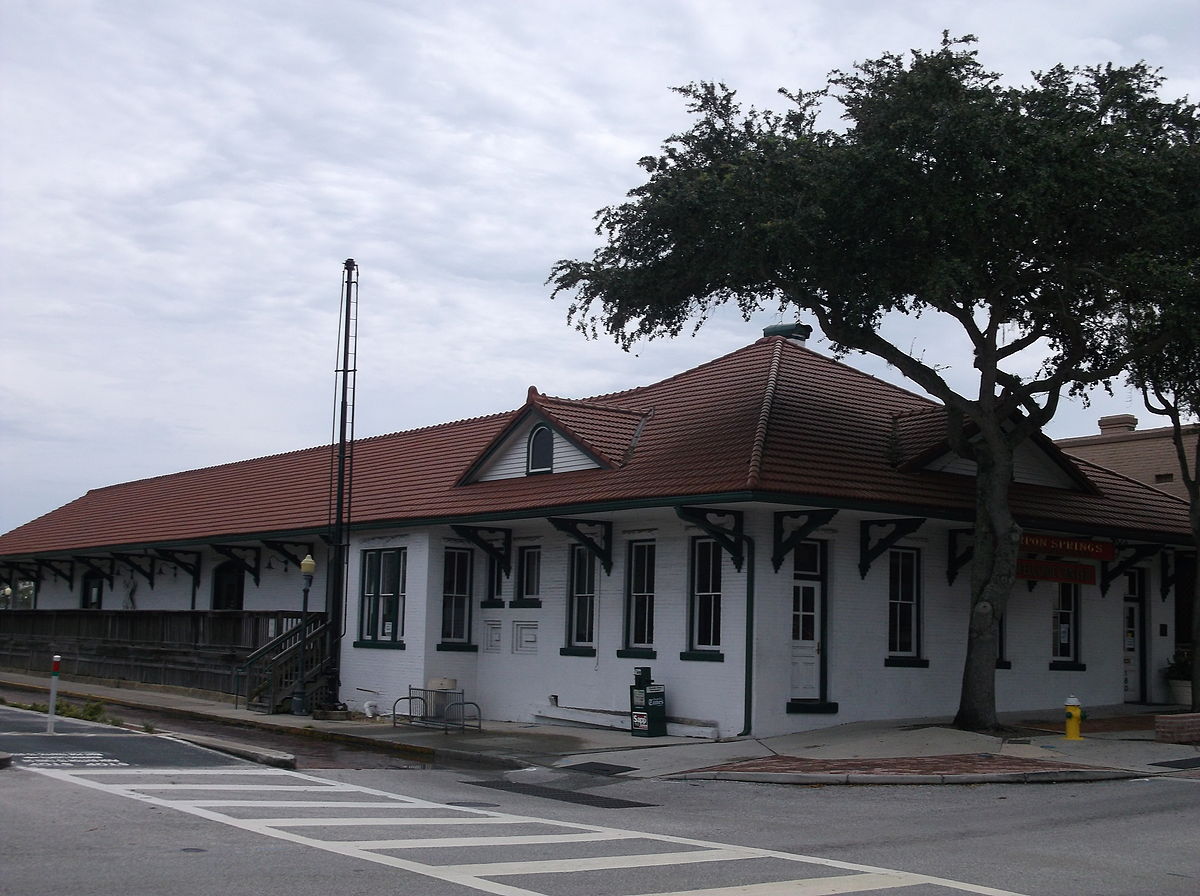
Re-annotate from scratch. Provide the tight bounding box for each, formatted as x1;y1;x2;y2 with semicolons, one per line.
3;680;528;772
158;732;297;769
674;768;1144;785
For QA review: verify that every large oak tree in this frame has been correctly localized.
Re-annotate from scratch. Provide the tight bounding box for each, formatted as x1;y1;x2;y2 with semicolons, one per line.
550;36;1198;730
1128;300;1200;710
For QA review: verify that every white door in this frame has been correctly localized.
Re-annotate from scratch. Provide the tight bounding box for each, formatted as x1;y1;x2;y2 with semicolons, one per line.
1123;600;1142;702
790;581;821;699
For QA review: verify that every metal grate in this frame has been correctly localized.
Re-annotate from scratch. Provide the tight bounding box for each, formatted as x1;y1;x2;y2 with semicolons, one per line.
465;780;655;808
561;761;638;776
1149;756;1200;769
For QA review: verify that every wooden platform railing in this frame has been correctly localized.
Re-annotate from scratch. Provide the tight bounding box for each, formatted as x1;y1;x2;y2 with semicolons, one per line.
0;609;321;696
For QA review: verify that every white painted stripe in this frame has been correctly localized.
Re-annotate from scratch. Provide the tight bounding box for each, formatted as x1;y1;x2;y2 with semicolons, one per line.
30;767;1028;896
181;800;420;808
443;847;757;876
125;784;356;791
350;831;642;850
66;767;298;775
254;816;526;827
646;873;920;895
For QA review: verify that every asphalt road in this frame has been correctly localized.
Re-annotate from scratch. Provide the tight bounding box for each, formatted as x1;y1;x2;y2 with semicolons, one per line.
3;703;1198;896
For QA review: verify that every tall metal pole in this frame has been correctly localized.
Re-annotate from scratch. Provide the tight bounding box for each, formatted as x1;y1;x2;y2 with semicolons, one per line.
326;258;356;708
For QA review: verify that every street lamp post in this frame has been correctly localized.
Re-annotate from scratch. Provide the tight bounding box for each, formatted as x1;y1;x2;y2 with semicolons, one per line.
291;554;317;716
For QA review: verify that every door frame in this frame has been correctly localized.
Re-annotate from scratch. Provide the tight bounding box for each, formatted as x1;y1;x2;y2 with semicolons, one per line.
786;539;837;714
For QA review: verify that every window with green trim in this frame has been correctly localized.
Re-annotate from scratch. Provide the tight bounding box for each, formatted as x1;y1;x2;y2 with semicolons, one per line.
441;548;473;643
359;548;406;644
626;541;655;649
691;538;721;649
567;544;596;647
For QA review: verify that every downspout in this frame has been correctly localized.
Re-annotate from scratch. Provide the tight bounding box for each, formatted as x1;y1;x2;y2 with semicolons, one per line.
739;536;755;737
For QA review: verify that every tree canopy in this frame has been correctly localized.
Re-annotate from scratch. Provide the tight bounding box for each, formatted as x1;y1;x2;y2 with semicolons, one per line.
551;35;1199;730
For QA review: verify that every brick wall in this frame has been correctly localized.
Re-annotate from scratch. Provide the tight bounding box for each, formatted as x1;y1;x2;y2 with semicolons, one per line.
1156;713;1200;744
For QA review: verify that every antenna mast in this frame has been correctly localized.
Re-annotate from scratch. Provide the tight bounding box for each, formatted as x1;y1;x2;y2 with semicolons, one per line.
325;257;357;705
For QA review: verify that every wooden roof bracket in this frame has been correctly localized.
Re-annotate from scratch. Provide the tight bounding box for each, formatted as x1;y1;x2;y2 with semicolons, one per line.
73;555;115;586
772;509;838;572
450;526;512;577
2;561;40;587
1160;549;1175;602
111;553;155;590
859;518;926;578
34;558;74;588
946;529;973;585
677;506;745;572
548;517;613;575
263;540;314;570
151;549;201;578
210;544;262;586
1100;544;1162;596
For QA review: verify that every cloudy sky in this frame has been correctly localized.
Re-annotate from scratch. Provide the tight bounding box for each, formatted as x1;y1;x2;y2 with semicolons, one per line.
2;1;1197;536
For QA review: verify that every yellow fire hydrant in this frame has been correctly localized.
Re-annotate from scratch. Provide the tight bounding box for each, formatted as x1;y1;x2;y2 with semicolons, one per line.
1064;695;1084;740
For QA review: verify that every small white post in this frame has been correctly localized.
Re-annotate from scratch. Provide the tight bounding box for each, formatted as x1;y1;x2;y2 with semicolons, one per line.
47;654;61;734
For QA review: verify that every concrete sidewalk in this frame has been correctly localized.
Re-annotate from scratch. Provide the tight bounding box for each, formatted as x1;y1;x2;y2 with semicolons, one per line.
2;671;1198;784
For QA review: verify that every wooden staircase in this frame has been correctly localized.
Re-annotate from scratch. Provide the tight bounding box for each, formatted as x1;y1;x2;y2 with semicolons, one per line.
236;614;332;713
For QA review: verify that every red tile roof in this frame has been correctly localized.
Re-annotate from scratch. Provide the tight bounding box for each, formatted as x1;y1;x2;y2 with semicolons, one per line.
0;337;1191;557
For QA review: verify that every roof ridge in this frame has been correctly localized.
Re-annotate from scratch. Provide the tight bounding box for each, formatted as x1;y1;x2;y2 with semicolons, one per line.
534;393;651;419
746;339;784;489
564;339;778;404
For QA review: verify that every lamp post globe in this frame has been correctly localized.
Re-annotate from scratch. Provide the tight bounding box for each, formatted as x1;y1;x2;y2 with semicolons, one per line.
291;554;317;715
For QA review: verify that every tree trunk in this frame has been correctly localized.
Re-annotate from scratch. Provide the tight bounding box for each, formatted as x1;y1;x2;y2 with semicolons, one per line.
953;442;1019;732
1190;507;1199;713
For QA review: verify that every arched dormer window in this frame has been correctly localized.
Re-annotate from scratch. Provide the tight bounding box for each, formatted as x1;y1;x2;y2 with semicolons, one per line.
527;425;553;475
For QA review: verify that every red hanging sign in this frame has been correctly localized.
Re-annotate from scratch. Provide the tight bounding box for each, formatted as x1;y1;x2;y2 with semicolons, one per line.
1019;534;1114;561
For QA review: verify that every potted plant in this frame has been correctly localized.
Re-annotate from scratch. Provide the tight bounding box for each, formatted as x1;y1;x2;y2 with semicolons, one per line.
1164;649;1193;706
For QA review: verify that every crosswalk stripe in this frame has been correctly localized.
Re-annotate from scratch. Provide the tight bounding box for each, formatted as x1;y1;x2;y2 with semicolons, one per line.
179;799;427;807
252;816;527;827
442;846;758;876
646;873;922;895
346;831;643;850
125;783;356;791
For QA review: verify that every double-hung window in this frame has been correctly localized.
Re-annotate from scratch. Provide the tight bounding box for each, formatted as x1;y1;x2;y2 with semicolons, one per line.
885;548;927;666
511;545;542;607
689;538;722;654
441;548;473;644
359;548;405;646
1050;582;1085;670
566;545;596;650
623;541;655;654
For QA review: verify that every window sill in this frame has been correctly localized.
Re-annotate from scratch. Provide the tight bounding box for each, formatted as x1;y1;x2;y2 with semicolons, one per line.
1049;660;1086;671
884;656;929;668
479;600;504;609
995;659;1012;670
616;648;657;659
436;642;478;652
559;646;596;657
680;650;724;662
508;599;542;609
353;639;405;650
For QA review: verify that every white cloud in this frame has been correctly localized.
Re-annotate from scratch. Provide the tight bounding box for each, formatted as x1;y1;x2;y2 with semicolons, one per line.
1;0;1195;532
